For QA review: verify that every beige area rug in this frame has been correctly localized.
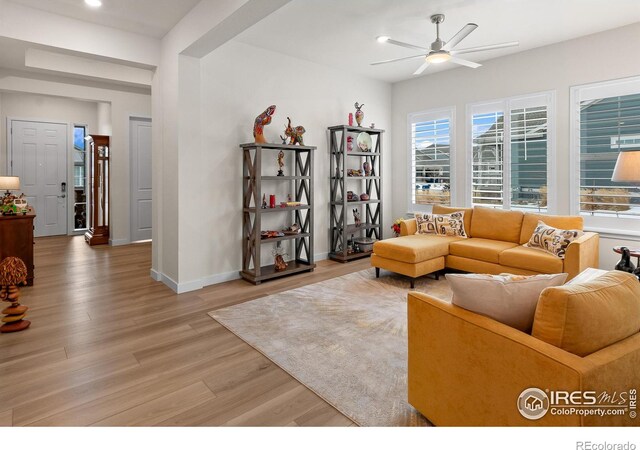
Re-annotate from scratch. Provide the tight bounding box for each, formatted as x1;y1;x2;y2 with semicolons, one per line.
208;269;452;427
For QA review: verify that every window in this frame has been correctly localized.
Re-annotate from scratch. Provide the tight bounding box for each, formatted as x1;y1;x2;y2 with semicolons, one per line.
73;125;87;230
408;107;454;211
469;92;554;212
572;77;640;229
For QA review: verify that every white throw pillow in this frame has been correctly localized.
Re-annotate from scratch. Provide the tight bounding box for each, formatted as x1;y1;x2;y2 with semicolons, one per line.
446;273;568;332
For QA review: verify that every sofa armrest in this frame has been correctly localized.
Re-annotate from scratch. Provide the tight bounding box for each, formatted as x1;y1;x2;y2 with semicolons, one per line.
564;232;599;281
401;218;417;236
408;292;595;426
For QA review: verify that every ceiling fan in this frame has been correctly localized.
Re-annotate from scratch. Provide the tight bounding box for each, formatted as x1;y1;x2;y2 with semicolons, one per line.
372;14;519;75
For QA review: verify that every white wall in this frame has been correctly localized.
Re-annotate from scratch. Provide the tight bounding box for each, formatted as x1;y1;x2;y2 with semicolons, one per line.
188;40;392;286
391;23;640;270
0;71;151;244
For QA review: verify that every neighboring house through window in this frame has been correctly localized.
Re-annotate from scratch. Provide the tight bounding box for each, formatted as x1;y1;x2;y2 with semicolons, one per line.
571;76;640;234
408;107;455;211
468;92;555;213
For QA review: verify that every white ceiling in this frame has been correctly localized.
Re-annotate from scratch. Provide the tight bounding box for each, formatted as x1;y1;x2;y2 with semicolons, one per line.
235;0;640;83
6;0;202;38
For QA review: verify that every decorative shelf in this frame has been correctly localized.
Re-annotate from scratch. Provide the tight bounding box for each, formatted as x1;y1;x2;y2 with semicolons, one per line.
328;125;384;263
240;142;316;284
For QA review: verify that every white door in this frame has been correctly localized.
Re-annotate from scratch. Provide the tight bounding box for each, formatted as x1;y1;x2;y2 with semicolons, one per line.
11;120;67;237
130;118;152;242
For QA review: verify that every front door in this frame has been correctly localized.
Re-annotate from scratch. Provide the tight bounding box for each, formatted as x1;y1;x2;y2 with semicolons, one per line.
11;120;67;237
130;117;152;242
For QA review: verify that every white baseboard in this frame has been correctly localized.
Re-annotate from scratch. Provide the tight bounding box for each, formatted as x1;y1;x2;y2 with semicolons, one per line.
109;238;130;247
151;252;331;294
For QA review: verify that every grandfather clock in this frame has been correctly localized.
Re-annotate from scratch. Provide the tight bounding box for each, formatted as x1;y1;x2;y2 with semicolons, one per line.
84;135;110;246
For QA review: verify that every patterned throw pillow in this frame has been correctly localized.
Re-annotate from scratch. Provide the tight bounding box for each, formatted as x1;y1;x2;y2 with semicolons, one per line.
527;220;583;259
414;212;468;238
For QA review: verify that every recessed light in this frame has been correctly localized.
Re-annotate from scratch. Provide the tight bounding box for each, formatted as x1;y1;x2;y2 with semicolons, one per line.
85;0;102;8
376;36;390;43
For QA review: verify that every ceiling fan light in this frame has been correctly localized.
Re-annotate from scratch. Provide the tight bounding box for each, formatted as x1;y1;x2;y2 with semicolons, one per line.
85;0;102;8
376;36;390;43
426;51;451;64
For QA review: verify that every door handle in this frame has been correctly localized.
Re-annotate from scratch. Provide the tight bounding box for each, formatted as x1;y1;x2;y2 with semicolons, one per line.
58;194;66;199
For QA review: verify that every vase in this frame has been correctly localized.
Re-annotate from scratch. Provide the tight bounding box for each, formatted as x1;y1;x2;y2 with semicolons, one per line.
355;110;364;127
363;161;371;176
615;247;636;273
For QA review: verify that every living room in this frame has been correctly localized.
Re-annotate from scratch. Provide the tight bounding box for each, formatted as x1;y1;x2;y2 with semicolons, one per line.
0;0;639;447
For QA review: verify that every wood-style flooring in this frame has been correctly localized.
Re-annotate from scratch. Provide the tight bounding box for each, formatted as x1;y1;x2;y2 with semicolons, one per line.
0;236;372;426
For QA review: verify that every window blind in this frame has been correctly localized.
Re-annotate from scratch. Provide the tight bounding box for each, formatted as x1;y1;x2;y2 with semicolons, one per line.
410;116;451;207
472;111;504;207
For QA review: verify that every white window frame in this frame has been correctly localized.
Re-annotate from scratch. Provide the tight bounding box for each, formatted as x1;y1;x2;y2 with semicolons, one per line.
407;106;456;212
466;91;556;212
570;75;640;236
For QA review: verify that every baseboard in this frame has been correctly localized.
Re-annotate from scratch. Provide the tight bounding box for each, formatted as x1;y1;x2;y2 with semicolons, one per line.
109;238;130;247
152;252;330;294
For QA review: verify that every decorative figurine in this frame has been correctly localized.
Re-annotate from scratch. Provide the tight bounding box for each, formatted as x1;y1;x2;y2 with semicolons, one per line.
253;105;276;144
354;102;364;127
615;247;636;273
1;193;17;215
14;194;28;214
363;161;372;176
347;191;357;201
284;117;305;145
279;134;288;145
0;257;30;333
262;194;268;209
347;136;354;152
370;123;375;129
277;150;285;176
273;242;288;272
353;209;362;227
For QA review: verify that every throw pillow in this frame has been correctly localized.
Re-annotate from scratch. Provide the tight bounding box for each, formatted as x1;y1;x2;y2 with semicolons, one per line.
527;221;583;259
414;212;468;238
447;272;568;332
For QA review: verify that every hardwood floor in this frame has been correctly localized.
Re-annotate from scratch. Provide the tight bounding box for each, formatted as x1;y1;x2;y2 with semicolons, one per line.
0;236;372;426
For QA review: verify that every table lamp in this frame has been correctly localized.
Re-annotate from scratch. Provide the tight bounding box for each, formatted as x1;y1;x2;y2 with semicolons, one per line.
0;176;20;196
612;150;640;183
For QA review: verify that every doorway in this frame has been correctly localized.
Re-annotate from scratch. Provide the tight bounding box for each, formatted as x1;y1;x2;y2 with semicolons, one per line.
10;120;68;237
130;117;152;242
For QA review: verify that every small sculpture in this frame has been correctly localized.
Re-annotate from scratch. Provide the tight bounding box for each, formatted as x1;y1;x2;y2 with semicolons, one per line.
353;209;362;227
0;257;30;333
284;117;305;145
277;150;285;176
262;194;267;209
273;242;288;272
615;247;636;273
354;102;364;127
347;136;354;152
347;191;357;201
279;134;288;145
1;193;17;215
363;161;372;176
14;194;28;214
253;105;276;144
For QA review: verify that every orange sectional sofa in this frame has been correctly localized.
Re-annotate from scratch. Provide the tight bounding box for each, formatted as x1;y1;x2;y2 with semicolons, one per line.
372;206;599;287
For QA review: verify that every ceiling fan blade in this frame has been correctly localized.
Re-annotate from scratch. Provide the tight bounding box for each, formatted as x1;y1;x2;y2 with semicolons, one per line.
451;41;519;55
371;54;427;66
385;38;428;52
448;56;481;69
442;23;478;51
413;61;430;76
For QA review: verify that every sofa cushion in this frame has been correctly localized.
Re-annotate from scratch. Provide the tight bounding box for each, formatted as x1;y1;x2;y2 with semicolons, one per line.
499;245;564;274
449;238;518;264
470;207;524;243
433;205;473;237
447;273;568;332
527;221;584;259
415;212;468;237
532;271;640;357
520;213;584;245
372;235;463;264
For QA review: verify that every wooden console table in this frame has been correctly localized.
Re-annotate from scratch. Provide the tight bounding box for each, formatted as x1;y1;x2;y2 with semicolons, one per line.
0;211;35;286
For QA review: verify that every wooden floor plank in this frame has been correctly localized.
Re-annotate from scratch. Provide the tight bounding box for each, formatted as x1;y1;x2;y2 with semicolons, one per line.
1;235;367;426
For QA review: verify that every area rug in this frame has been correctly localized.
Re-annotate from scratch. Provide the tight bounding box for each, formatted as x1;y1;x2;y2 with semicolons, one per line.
208;269;452;427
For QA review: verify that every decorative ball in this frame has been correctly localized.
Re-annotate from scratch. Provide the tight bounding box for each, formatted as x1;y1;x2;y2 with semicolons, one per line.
360;193;370;201
0;257;28;286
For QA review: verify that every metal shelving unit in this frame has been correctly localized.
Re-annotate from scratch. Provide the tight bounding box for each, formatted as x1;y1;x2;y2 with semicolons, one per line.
240;142;316;284
328;125;384;262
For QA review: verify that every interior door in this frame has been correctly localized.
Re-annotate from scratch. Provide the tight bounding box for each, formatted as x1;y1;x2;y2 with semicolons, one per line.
11;120;68;237
130;117;152;242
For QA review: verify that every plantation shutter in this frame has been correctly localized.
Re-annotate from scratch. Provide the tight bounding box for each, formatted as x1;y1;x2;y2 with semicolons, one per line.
472;111;504;207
